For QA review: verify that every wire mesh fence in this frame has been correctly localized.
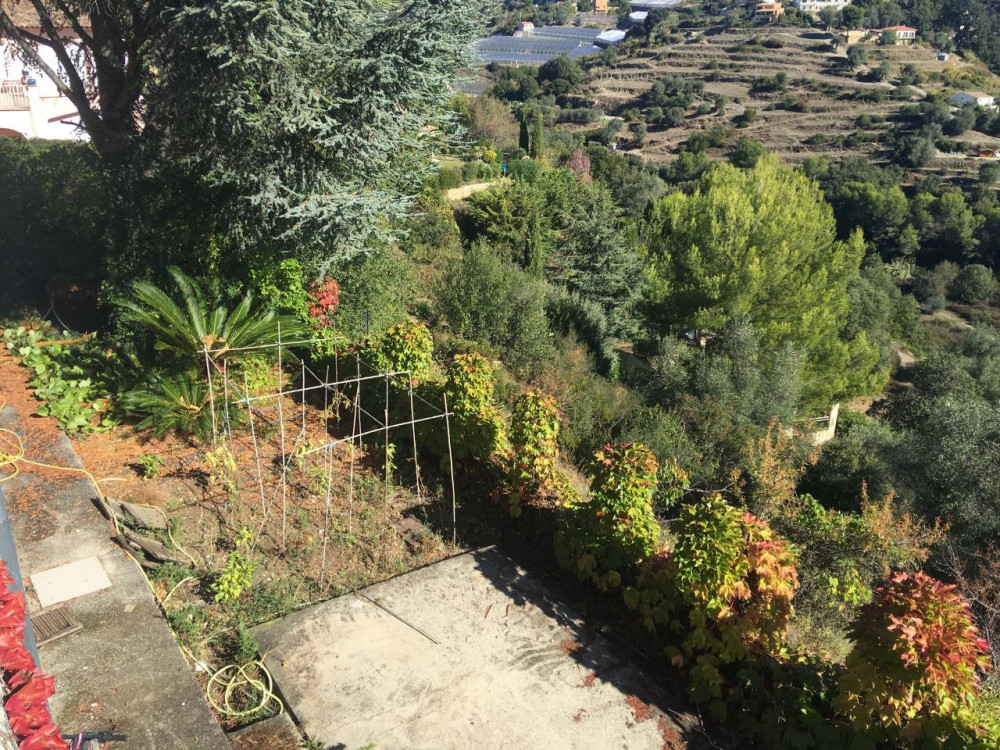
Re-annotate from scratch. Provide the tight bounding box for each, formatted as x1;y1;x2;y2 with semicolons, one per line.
200;331;458;584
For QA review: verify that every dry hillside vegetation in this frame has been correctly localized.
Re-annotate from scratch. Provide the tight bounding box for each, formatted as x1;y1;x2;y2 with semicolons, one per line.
570;27;1000;172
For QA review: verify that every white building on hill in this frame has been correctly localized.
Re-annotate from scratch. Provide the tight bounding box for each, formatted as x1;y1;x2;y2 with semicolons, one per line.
0;2;88;140
794;0;851;14
950;91;997;109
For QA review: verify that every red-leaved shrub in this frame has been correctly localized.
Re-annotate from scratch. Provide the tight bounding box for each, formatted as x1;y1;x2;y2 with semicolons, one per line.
837;571;990;743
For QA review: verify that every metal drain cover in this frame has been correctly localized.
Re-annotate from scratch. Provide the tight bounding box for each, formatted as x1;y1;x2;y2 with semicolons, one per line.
32;605;82;646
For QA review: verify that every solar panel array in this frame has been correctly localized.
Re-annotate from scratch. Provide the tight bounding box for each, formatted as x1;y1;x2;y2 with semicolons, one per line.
476;36;582;55
478;51;554;63
475;29;610;64
533;25;604;41
568;44;604;59
629;0;683;7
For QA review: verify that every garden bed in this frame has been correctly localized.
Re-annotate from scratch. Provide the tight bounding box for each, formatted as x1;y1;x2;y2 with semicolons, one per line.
0;340;460;727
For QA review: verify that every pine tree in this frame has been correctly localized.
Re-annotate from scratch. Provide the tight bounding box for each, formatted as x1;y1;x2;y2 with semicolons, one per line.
645;154;868;408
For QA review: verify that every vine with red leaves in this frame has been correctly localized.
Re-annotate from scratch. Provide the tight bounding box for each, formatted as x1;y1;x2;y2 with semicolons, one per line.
307;278;340;327
836;570;991;743
0;561;67;749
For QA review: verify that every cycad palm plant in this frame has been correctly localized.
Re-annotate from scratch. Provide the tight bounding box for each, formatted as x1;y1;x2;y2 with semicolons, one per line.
119;373;213;441
115;267;304;360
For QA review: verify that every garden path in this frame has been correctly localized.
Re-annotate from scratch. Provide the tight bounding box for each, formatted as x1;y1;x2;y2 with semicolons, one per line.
0;350;229;750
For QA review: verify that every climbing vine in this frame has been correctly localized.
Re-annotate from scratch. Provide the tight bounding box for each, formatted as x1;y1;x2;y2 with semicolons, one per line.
556;443;660;591
624;495;798;705
836;571;991;744
368;322;434;386
507;390;560;517
443;352;507;463
307;278;340;327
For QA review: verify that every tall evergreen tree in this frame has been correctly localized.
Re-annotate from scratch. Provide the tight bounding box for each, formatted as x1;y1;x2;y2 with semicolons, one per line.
519;110;532;153
531;111;546;161
0;0;485;282
645;154;870;408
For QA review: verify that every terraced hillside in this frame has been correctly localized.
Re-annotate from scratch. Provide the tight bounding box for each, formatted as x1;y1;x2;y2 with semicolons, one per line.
568;27;1000;175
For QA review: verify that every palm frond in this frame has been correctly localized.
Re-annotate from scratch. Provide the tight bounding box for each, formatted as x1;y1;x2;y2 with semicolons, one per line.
115;268;305;360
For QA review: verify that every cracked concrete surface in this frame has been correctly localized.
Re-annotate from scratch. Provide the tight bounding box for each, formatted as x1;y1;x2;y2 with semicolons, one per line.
255;547;696;750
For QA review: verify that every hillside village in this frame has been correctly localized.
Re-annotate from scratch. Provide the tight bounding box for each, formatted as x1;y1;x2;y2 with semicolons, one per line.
2;0;1000;749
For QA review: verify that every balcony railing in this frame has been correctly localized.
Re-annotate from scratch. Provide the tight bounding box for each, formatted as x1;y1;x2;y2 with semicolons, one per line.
0;80;29;111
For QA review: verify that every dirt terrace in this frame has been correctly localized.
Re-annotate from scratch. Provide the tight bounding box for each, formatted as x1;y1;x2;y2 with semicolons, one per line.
577;27;995;172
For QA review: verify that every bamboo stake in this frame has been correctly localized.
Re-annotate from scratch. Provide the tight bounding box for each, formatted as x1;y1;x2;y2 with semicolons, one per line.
408;379;423;497
204;347;218;445
384;374;390;505
320;364;332;585
443;392;458;546
222;358;231;439
243;372;268;516
277;324;287;552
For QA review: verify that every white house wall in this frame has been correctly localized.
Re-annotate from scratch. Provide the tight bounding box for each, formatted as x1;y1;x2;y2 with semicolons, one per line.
0;37;86;140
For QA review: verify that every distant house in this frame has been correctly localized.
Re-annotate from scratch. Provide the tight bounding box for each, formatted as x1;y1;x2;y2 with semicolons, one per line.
951;91;997;109
881;25;918;42
753;1;784;22
593;0;610;12
515;21;535;34
795;0;850;14
0;2;88;140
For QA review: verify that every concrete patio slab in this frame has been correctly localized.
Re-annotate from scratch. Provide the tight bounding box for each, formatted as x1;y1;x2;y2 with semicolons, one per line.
30;556;112;607
254;547;693;750
0;399;229;750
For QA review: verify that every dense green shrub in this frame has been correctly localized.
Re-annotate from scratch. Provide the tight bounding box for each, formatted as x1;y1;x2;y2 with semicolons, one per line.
0;139;107;320
406;191;463;266
507;158;541;183
731;654;846;748
438;163;463;190
436;244;554;374
544;287;619;377
774;493;940;631
535;341;640;463
617;407;699;506
951;264;998;305
326;248;415;341
556;443;660;590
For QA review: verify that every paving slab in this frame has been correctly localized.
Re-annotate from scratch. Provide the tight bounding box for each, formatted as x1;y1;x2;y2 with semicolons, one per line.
30;556;112;607
254;547;695;750
0;402;229;750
